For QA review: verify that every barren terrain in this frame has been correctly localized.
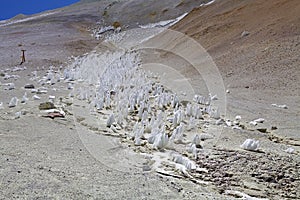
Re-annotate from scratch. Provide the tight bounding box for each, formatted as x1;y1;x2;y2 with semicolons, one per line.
0;0;299;199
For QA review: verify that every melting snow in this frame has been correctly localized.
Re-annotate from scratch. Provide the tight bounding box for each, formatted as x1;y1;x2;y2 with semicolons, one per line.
139;13;188;29
200;0;215;7
0;11;59;27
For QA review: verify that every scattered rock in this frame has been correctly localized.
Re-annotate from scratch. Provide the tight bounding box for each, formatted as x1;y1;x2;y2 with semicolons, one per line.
254;118;265;123
142;165;152;172
271;126;277;130
43;112;65;119
8;83;15;90
257;128;267;133
199;133;213;141
41;109;65;119
112;21;121;28
39;102;55;110
241;30;250;37
24;84;35;89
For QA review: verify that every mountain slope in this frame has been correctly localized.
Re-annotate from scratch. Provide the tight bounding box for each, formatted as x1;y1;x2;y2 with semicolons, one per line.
173;0;300;139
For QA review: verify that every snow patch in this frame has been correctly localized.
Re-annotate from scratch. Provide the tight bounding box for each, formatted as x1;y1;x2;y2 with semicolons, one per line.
0;11;59;27
139;13;188;29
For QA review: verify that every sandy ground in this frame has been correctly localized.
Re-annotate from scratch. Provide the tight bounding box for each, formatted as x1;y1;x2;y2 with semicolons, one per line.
0;0;299;199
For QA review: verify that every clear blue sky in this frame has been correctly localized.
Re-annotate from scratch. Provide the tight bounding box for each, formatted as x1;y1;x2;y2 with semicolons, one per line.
0;0;80;20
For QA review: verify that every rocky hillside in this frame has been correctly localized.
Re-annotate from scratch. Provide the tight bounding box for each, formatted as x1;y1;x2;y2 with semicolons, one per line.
0;0;206;68
173;0;300;140
173;0;300;91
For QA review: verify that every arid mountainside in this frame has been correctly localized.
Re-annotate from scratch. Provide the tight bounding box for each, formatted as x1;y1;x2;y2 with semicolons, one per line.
173;0;300;138
0;0;206;68
174;0;300;91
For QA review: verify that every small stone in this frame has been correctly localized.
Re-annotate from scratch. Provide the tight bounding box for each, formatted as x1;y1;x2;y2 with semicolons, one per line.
39;102;55;110
241;31;250;37
271;126;277;130
261;174;276;183
142;165;151;172
24;84;35;89
257;128;267;133
7;83;15;90
44;112;65;119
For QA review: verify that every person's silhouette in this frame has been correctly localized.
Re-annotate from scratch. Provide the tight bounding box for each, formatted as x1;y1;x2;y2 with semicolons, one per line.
20;50;26;65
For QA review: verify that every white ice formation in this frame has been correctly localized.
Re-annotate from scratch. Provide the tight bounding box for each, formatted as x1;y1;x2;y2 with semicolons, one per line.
253;118;265;123
64;34;224;174
7;83;15;90
249;118;265;126
21;92;28;103
0;102;4;109
106;113;115;127
271;103;288;109
284;147;295;154
139;13;188;29
235;115;241;121
240;139;260;151
32;95;41;100
9;97;18;108
173;154;196;170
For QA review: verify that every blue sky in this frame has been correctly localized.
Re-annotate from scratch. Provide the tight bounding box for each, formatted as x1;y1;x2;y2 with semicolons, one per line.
0;0;80;20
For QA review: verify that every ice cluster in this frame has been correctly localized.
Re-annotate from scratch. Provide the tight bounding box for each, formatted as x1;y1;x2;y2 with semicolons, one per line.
64;43;221;171
240;139;260;151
